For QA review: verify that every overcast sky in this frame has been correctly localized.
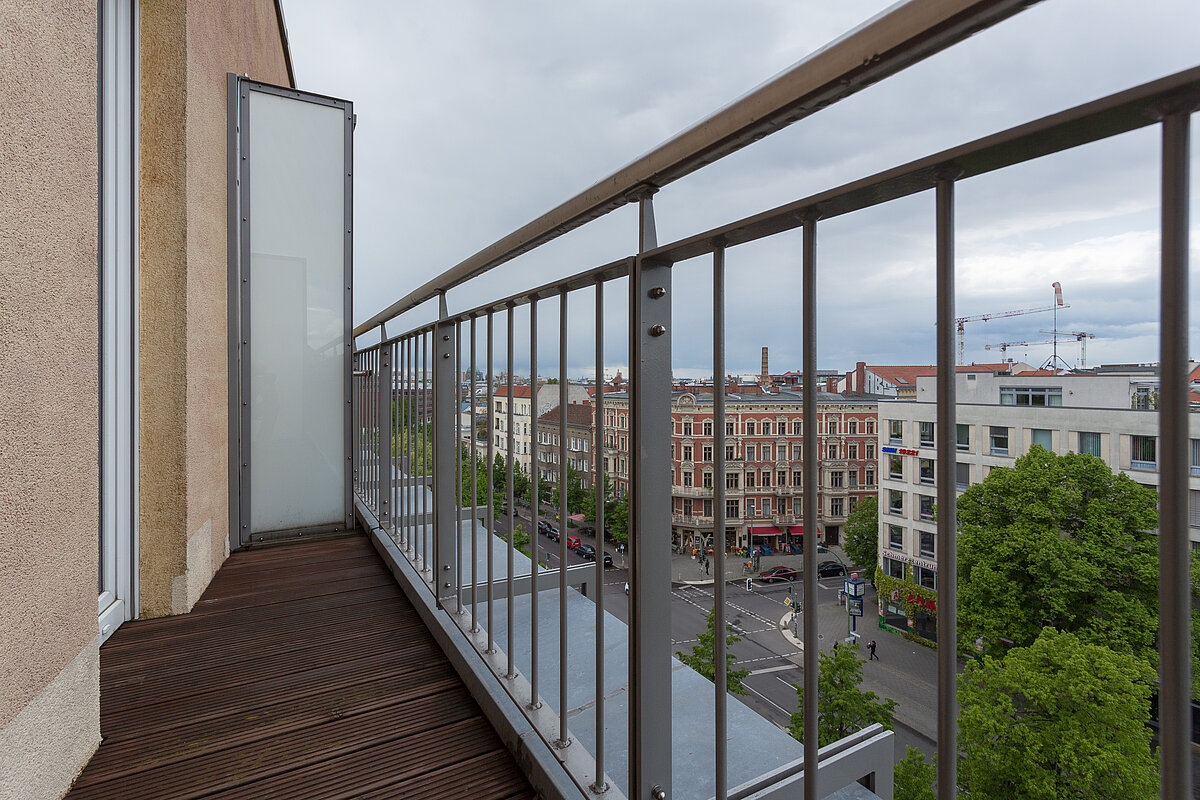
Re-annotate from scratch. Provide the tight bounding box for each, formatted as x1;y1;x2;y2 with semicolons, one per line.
282;0;1199;379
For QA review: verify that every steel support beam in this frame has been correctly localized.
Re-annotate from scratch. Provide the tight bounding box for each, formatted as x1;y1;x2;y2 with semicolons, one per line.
433;299;458;603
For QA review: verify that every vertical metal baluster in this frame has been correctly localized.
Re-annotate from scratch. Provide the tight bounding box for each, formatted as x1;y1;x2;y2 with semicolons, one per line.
712;243;728;800
471;315;480;631
629;190;671;797
592;278;607;792
507;305;517;678
371;349;378;516
410;336;417;555
558;287;569;747
380;344;393;530
456;320;464;612
801;214;819;800
486;312;496;653
403;336;411;552
424;329;432;577
389;341;398;539
934;175;958;800
530;299;542;707
1159;110;1191;800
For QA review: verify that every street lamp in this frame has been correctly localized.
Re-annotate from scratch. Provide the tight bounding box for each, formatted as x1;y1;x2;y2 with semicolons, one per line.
844;571;866;643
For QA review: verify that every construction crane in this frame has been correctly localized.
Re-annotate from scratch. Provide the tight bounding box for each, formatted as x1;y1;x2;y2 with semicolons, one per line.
984;339;1056;359
955;303;1069;365
1039;330;1096;368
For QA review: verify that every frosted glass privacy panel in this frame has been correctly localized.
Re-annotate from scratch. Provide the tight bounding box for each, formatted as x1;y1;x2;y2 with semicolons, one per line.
248;91;346;533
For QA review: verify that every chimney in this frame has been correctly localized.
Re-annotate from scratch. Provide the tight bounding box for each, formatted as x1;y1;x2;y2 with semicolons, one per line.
856;361;866;392
761;347;769;383
825;376;837;392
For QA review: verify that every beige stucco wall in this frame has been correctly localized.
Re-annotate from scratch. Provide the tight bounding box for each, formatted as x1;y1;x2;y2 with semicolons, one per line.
0;0;101;786
140;0;291;616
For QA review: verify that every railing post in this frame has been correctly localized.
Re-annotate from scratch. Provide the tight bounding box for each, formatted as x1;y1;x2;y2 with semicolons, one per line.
628;187;672;800
433;295;459;604
377;344;393;528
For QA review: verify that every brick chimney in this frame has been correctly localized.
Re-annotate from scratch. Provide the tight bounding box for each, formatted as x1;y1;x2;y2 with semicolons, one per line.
856;361;866;392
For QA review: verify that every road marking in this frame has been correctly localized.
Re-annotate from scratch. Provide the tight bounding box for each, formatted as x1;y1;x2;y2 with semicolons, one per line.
776;675;798;689
743;683;792;717
749;664;797;676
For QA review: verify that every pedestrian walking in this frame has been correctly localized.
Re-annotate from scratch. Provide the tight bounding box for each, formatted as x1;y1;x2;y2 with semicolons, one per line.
868;640;879;660
705;560;710;576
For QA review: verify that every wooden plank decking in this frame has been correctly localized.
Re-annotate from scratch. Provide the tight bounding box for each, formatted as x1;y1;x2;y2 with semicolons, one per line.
67;534;535;800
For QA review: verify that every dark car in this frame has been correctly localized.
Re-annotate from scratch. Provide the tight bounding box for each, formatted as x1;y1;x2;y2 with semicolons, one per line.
758;565;799;583
601;551;613;568
544;527;560;542
575;544;597;560
817;560;846;577
538;520;558;536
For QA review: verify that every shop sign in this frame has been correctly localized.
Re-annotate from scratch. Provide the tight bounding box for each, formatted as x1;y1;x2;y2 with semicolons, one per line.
891;551;937;572
907;593;936;612
881;446;919;456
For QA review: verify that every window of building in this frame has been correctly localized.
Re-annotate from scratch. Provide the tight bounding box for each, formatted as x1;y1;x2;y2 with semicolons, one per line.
726;421;735;435
778;470;787;486
889;419;903;444
919;495;935;521
1133;386;1156;410
1000;386;1063;406
762;498;772;515
726;499;740;518
956;462;970;489
831;497;844;516
746;445;757;461
792;470;803;487
792;444;803;460
849;496;857;514
726;445;736;461
827;444;838;459
761;470;772;487
828;419;839;434
919;531;935;558
919;421;934;448
849;420;858;434
762;445;773;460
884;556;905;579
1079;431;1102;457
888;524;903;550
726;472;740;489
703;499;713;517
919;458;934;485
1191;490;1200;527
1131;435;1157;470
915;566;937;590
682;444;693;461
865;443;875;460
746;421;756;435
990;426;1009;455
831;471;844;488
957;424;970;451
702;445;713;461
703;420;713;435
866;420;875;435
792;421;802;435
848;443;858;460
848;471;858;487
865;469;875;486
888;455;903;480
683;421;692;436
746;498;756;517
1191;439;1200;476
889;490;903;515
745;471;756;488
1031;428;1053;451
683;470;693;487
762;421;772;435
702;471;713;488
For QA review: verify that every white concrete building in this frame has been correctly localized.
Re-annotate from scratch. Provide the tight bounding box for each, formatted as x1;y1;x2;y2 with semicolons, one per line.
492;383;590;473
876;365;1200;643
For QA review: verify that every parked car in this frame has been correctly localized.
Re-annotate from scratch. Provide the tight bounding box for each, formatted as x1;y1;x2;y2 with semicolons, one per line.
575;544;597;560
566;535;582;551
544;527;560;542
758;565;799;583
601;551;613;568
817;560;846;577
538;520;558;536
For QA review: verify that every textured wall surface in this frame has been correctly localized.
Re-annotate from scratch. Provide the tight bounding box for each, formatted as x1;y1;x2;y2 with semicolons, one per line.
0;0;100;731
140;0;291;616
0;1;102;792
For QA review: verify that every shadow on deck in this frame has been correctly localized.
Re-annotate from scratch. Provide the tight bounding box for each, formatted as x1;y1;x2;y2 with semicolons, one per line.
67;534;535;800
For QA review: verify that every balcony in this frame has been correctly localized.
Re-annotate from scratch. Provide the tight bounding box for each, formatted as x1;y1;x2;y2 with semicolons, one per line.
673;485;713;498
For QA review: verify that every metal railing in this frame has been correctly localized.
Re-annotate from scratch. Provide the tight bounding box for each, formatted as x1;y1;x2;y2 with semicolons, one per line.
351;2;1197;799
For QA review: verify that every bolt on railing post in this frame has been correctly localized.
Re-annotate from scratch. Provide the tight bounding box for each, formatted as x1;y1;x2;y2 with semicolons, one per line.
628;187;672;800
378;344;394;529
433;297;459;604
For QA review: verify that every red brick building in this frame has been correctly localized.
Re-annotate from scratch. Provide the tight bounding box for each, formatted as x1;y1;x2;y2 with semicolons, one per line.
605;386;878;552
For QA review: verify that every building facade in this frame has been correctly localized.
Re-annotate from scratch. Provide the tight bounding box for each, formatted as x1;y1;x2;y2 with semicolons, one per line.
534;403;596;489
607;388;879;552
492;383;590;474
876;367;1200;644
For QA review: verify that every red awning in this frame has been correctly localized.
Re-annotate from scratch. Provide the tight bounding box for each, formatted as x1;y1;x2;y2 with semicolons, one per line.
788;526;804;535
568;514;586;522
750;525;783;536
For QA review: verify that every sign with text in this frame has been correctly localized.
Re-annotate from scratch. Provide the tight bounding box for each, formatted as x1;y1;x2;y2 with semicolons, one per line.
847;596;864;617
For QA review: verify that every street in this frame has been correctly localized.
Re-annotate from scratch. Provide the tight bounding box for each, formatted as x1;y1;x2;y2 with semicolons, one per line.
492;503;937;763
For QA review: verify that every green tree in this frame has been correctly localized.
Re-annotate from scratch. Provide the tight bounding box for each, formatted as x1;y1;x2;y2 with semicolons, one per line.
606;492;630;545
675;608;749;695
842;495;878;574
583;474;617;527
956;446;1158;661
789;643;895;746
958;627;1158;800
893;746;936;800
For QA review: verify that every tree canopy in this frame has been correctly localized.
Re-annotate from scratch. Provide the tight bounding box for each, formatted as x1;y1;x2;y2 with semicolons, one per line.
955;446;1158;661
842;495;878;574
676;608;749;695
789;643;895;746
893;746;936;800
958;627;1158;800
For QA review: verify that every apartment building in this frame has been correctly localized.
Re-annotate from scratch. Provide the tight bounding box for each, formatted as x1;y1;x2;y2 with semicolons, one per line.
876;366;1200;644
607;387;879;552
534;403;596;489
839;361;1032;399
492;383;589;473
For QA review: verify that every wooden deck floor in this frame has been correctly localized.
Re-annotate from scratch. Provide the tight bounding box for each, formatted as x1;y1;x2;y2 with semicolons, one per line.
67;534;535;800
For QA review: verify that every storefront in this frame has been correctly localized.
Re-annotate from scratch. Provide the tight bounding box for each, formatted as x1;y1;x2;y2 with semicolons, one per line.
875;553;939;645
749;525;783;553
